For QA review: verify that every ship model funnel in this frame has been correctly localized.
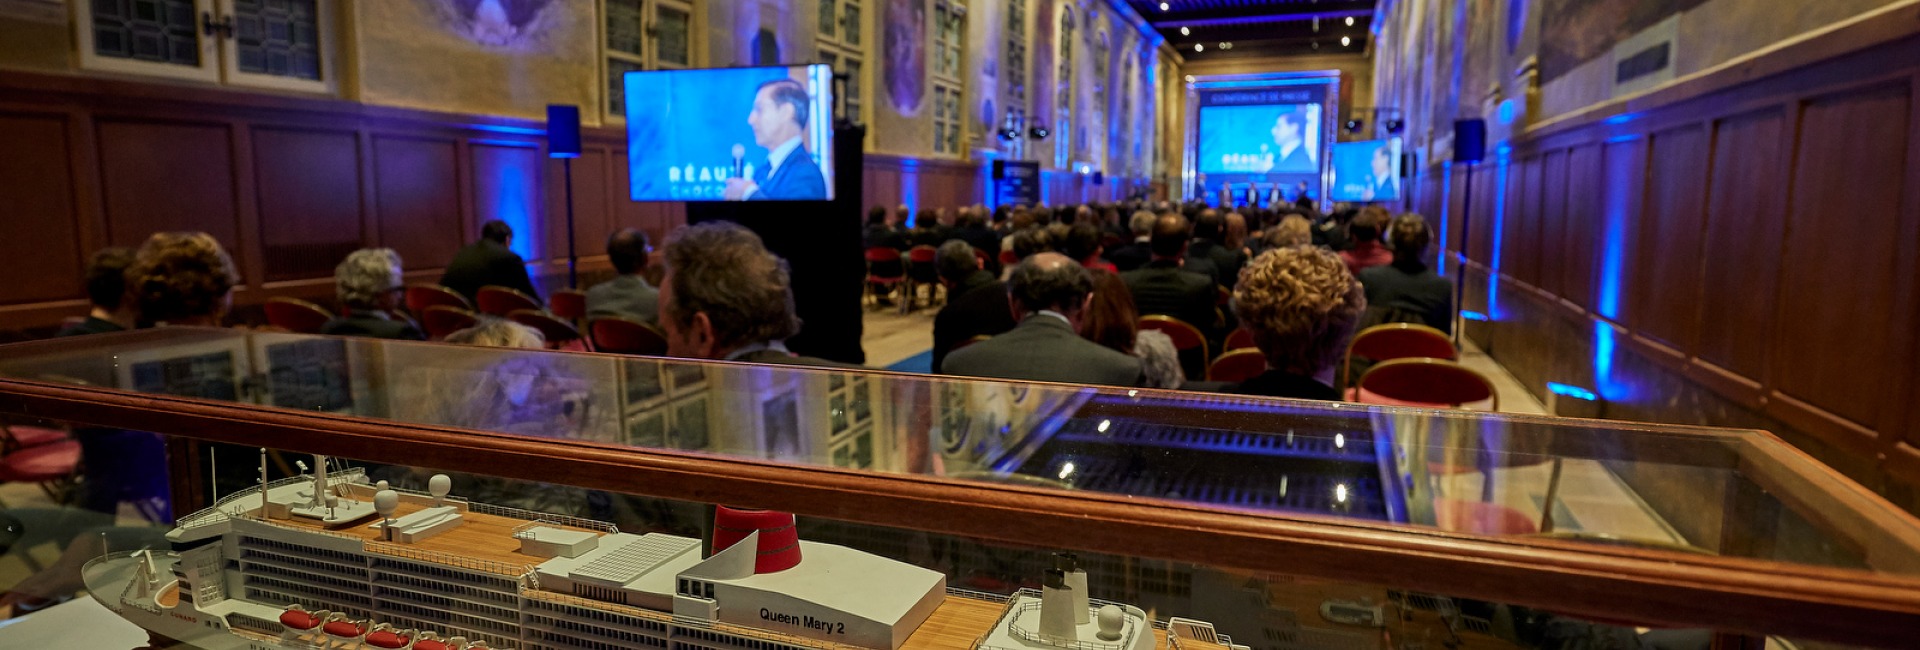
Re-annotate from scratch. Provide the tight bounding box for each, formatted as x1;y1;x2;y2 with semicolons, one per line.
1056;552;1090;624
1040;568;1078;639
711;506;803;573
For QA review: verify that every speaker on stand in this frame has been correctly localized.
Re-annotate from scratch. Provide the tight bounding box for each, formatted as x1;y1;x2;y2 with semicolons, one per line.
548;105;583;289
1451;118;1487;344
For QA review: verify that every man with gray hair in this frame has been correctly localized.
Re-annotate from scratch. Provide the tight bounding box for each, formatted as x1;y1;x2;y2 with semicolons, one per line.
931;240;1014;372
321;248;424;340
658;221;842;366
1103;210;1157;272
940;252;1143;387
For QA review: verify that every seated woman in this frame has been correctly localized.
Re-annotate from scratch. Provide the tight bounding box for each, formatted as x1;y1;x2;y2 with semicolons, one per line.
1229;246;1366;400
321;248;425;340
1079;272;1182;389
128;231;239;327
1355;214;1454;334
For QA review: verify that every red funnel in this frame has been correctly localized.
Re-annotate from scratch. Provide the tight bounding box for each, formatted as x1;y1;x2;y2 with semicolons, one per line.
712;506;803;573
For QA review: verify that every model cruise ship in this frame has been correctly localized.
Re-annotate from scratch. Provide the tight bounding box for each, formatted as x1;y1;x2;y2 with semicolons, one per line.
83;454;1242;650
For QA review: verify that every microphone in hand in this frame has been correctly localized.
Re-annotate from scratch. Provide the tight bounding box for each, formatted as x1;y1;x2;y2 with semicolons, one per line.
731;144;746;179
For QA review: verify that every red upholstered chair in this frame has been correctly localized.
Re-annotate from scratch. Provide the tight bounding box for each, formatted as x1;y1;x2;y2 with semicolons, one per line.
1206;349;1268;384
999;249;1019;266
588;316;669;356
510;309;590;351
864;247;906;309
364;623;413;649
263;297;334;334
906;245;941;309
420;306;479;341
549;288;588;323
0;422;81;503
1224;327;1256;352
973;247;992;270
405;284;471;316
1138;315;1210;381
1354;358;1498;410
1216;285;1231;306
1434;498;1539;535
1341;322;1457;390
476;285;541;317
321;613;364;640
1;422;68;449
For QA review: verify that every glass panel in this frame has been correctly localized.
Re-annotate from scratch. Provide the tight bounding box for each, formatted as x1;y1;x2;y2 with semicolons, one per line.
817;0;836;39
232;0;321;80
655;3;691;66
607;58;645;117
605;0;644;57
842;1;860;46
92;0;201;66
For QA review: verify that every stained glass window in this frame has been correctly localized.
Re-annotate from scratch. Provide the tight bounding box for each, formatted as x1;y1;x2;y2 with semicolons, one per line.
656;4;690;65
91;0;202;67
233;0;322;80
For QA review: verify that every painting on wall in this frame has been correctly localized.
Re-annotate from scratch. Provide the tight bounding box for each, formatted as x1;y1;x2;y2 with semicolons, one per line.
418;0;565;50
1539;0;1708;82
884;0;926;114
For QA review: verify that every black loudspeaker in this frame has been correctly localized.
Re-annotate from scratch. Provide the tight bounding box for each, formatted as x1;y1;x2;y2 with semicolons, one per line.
991;159;1007;180
1454;119;1486;163
547;105;581;158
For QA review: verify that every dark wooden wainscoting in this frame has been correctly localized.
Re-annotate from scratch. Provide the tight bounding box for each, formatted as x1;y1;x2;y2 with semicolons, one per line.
1402;11;1920;505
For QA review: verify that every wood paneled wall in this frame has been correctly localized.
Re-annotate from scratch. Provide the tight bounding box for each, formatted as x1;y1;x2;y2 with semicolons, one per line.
1403;23;1920;492
0;70;1075;332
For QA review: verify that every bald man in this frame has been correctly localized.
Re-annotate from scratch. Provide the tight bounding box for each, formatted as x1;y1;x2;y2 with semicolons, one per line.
939;252;1144;387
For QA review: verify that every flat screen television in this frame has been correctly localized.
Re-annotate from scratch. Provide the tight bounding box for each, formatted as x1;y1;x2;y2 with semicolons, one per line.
1328;138;1403;202
624;64;836;202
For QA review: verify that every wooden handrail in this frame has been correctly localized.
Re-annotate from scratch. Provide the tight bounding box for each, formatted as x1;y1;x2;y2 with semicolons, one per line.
2;377;1919;646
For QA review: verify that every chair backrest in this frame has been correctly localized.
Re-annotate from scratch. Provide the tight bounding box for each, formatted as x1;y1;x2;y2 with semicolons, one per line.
1138;315;1209;380
973;248;991;269
1207;348;1267;384
588;316;669;355
999;249;1019;265
1355;358;1497;410
509;309;586;349
907;245;938;263
864;247;902;263
865;247;905;281
264;297;335;334
1224;327;1256;352
549;288;588;321
420;305;478;340
405;284;470;315
476;285;542;316
1343;322;1456;389
1216;286;1231;306
906;245;939;282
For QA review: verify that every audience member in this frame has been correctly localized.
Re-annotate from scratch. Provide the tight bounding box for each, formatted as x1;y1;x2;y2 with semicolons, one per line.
1224;212;1251;256
910;208;951;247
1261;214;1314;251
1120;214;1218;336
1230;246;1366;400
1339;207;1394;275
864;205;910;250
930;240;1016;372
442;220;540;304
1314;207;1355;251
57;247;137;337
1187;209;1243;288
1356;214;1453;334
126;232;238;327
1009;225;1054;264
585;228;661;323
321;248;425;340
444;317;546;348
1000;207;1036;252
1080;271;1182;389
955;207;1002;259
659;221;843;366
941;252;1142;386
1064;223;1115;273
1104;210;1156;272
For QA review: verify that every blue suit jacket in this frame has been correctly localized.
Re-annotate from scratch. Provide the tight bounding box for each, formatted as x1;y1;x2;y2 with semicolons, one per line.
752;149;828;200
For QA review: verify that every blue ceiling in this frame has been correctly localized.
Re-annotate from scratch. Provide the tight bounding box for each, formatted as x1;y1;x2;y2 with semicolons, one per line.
1123;0;1377;59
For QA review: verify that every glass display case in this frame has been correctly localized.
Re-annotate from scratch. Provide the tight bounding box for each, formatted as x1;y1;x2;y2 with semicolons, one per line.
1;327;1918;650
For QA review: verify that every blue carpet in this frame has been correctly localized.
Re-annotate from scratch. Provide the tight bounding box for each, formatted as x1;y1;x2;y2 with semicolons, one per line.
885;349;934;373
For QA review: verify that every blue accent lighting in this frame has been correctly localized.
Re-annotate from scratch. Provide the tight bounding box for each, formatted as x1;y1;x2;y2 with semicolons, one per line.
493;160;538;261
1547;382;1599;401
1437;164;1453;276
1461;310;1490;322
1496;99;1517;125
1487;148;1511;318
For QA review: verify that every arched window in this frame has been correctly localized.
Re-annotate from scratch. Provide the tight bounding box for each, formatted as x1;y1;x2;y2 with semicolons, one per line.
1056;8;1075;168
933;1;968;155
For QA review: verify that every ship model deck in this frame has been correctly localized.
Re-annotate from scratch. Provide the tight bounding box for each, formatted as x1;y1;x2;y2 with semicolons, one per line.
83;455;1241;650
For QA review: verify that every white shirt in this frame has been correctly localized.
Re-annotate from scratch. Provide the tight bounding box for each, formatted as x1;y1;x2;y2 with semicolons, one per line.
723;339;791;361
1032;310;1071;326
765;135;804;179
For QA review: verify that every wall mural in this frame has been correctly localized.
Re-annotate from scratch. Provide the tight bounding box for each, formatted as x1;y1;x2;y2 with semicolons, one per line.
418;0;564;50
1539;0;1708;82
884;0;927;115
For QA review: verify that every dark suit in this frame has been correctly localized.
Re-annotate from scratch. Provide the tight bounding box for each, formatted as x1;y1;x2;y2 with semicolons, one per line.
1357;262;1453;334
1121;260;1219;334
931;271;1017;372
1233;370;1340;401
585;274;660;323
320;309;426;341
1104;239;1152;272
910;225;957;248
1274;143;1315;172
864;224;910;250
750;147;828;200
441;239;539;304
1187;240;1244;289
957;226;1001;258
55;316;125;337
941;315;1143;387
731;347;859;369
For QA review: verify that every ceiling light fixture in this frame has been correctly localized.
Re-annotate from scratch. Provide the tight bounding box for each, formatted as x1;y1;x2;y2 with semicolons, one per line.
1341;36;1351;46
1179;26;1190;36
1346;16;1355;26
1159;2;1169;10
1194;43;1204;52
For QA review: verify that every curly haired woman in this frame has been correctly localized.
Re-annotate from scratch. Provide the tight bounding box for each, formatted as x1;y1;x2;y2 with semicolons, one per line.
1230;245;1367;400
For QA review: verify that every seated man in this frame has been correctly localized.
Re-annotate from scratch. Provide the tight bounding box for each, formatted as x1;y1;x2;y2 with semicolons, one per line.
57;247;138;337
441;220;540;304
1231;246;1366;400
585;228;660;323
930;240;1016;372
321;248;425;340
941;252;1143;387
1103;211;1156;272
1120;213;1219;338
658;221;844;366
1187;209;1244;289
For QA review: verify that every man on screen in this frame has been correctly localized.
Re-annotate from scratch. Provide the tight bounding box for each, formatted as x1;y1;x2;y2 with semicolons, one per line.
1267;109;1316;173
1365;144;1399;201
724;79;828;201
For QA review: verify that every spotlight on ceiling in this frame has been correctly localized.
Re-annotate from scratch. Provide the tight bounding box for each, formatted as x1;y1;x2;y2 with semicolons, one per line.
1184;75;1195;83
1341;36;1352;47
1346;16;1355;26
1158;2;1169;10
1179;26;1190;36
1194;43;1204;52
1343;119;1365;134
1029;124;1050;140
1218;42;1229;50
